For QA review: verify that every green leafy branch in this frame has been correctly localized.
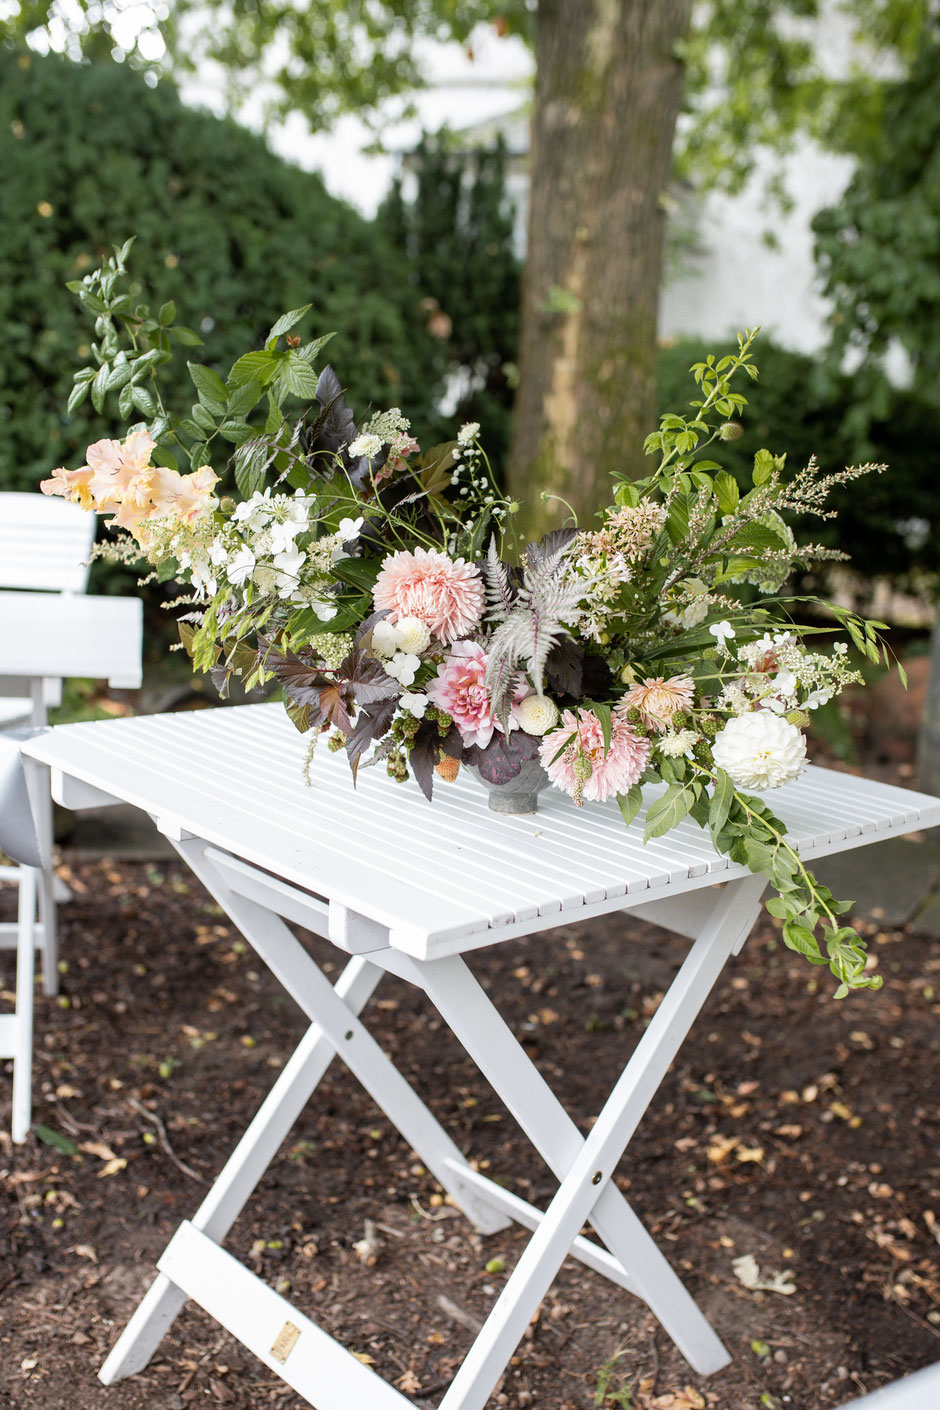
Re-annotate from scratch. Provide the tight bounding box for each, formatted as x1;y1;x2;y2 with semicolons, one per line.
617;755;880;998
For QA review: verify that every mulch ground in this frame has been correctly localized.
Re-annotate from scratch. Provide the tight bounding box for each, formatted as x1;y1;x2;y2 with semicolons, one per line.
2;856;939;1410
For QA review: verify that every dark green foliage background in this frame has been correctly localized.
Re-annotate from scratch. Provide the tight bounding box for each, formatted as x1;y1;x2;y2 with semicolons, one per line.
658;339;940;588
0;46;445;495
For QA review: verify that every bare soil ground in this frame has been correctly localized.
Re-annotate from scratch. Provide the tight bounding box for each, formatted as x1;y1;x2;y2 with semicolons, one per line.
2;854;939;1410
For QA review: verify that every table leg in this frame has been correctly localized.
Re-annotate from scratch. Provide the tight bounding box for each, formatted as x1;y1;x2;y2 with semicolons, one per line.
384;875;766;1408
101;954;382;1383
10;865;38;1144
180;840;511;1237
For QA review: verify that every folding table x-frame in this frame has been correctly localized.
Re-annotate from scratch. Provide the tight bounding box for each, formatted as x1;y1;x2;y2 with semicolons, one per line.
20;704;940;1408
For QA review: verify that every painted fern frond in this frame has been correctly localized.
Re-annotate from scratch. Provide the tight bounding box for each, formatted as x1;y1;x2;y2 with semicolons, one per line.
483;537;583;716
483;536;515;623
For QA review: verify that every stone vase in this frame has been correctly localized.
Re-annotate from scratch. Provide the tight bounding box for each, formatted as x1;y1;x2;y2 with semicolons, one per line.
467;760;551;815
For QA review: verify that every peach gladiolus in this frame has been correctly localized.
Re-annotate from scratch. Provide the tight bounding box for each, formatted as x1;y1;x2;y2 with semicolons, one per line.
40;465;96;510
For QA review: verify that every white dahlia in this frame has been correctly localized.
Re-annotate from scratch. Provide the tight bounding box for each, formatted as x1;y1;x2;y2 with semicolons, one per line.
515;694;559;736
711;711;807;791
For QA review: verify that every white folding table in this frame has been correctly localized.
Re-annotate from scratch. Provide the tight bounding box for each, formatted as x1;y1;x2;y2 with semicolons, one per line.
0;590;142;1142
20;703;940;1409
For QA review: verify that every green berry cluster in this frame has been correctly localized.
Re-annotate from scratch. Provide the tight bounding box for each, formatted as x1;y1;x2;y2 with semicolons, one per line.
386;747;409;782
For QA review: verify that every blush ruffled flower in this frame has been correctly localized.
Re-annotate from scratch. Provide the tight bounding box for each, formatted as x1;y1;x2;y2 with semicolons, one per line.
621;675;695;733
427;641;502;749
540;708;650;805
373;547;484;645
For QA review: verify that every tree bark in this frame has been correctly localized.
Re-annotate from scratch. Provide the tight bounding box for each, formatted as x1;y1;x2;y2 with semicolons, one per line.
507;0;691;541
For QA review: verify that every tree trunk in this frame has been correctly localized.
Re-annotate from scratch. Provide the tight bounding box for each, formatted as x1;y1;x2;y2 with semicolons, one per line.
917;608;940;794
507;0;691;541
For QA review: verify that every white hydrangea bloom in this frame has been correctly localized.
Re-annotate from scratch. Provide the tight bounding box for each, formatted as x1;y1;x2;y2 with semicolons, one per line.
709;620;736;652
395;616;431;655
233;489;273;532
399;692;428;719
371;619;402;658
515;695;559;736
711;712;807;791
227;546;256;587
338;516;364;541
384;652;421;686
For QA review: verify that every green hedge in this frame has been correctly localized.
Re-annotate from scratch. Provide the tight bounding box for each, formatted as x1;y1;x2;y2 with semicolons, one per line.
0;47;445;496
658;338;940;587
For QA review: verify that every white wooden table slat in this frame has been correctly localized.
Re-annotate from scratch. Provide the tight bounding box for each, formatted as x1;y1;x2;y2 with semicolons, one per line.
23;703;940;957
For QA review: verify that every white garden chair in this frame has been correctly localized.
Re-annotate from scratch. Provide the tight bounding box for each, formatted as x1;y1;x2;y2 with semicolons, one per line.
0;492;97;990
0;491;97;725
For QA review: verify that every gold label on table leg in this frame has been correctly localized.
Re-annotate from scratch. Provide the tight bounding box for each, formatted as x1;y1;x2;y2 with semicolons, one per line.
270;1321;301;1364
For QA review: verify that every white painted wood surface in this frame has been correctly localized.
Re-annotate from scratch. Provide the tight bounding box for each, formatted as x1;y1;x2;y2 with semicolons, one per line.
22;702;940;959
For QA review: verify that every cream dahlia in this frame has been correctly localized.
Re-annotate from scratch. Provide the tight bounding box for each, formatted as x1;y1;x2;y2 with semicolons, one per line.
540;708;650;805
620;675;695;733
373;547;484;645
711;711;807;791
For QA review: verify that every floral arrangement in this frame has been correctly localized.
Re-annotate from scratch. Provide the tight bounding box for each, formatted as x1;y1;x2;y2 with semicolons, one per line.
44;240;900;997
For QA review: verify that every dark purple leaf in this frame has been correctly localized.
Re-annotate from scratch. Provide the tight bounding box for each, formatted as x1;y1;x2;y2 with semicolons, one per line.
346;696;399;771
545;638;583;699
525;526;578;566
336;647;401;705
461;729;539;784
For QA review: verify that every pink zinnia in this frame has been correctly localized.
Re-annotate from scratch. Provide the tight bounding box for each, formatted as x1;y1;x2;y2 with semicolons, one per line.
373;547;484;645
427;641;500;749
540;708;650;804
620;675;695;733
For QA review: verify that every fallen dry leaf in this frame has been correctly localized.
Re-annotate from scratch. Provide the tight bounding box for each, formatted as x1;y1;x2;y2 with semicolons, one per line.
81;1141;117;1162
732;1253;796;1295
97;1158;127;1178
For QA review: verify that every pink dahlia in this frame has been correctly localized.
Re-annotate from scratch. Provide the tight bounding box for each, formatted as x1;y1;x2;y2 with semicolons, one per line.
540;708;650;805
373;547;484;645
427;641;500;749
620;675;695;733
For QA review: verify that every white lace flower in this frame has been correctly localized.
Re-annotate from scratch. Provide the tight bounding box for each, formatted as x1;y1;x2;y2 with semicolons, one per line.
515;695;560;736
711;712;807;791
457;421;480;446
349;432;383;459
659;728;699;758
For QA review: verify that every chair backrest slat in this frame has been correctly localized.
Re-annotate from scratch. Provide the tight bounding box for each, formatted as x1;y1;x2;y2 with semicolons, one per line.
0;493;96;593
